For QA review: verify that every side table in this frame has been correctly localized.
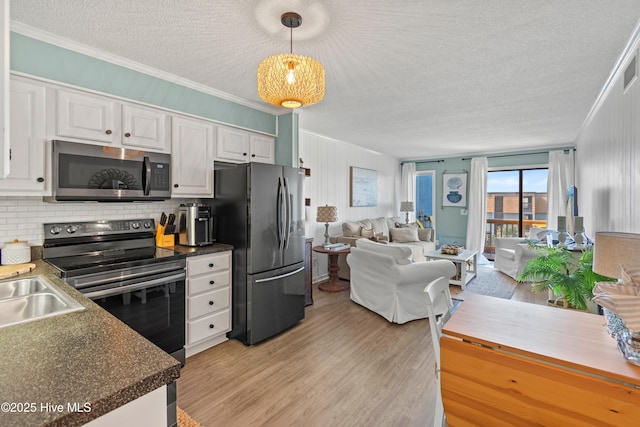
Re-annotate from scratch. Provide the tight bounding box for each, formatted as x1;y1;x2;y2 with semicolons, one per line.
312;245;351;292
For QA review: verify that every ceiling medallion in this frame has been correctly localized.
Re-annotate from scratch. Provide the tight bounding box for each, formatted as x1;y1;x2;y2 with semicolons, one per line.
257;12;325;109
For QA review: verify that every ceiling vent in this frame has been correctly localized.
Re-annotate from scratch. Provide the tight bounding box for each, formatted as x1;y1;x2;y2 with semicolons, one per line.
624;54;636;90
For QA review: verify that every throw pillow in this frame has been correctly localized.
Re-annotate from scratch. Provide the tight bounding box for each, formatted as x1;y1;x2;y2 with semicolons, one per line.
390;227;419;243
369;217;390;237
528;226;548;241
361;227;374;238
415;220;425;229
342;221;362;237
418;227;433;242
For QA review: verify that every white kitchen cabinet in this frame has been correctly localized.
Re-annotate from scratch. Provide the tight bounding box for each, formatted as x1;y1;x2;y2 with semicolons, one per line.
0;78;47;195
216;126;274;164
57;88;118;144
250;133;276;163
0;0;9;178
185;251;232;357
121;103;168;151
56;88;169;152
171;115;215;198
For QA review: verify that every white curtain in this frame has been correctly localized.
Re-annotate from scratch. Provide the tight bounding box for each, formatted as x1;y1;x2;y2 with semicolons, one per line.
465;157;490;264
547;150;575;230
401;162;416;221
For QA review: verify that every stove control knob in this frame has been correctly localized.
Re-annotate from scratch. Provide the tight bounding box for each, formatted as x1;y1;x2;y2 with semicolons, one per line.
131;221;141;229
66;225;78;234
50;226;62;235
143;221;153;229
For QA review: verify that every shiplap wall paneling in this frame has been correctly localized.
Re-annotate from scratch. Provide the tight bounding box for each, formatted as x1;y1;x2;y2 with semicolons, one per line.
299;130;401;283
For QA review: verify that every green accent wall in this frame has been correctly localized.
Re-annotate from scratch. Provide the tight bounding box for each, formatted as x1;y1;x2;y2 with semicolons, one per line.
412;149;569;246
10;32;277;135
275;112;298;167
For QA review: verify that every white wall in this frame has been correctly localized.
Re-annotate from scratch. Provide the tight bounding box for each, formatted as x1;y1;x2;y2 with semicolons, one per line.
577;23;640;235
0;197;189;245
299;130;401;282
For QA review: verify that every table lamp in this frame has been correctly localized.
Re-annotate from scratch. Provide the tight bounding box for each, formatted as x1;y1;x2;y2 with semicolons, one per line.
400;201;414;224
316;205;338;245
593;232;640;279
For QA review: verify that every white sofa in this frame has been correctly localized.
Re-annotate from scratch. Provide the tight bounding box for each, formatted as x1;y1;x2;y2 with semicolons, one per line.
346;238;456;324
330;216;436;280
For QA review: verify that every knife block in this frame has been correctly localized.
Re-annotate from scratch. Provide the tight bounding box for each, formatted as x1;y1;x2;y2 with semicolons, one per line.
155;225;175;248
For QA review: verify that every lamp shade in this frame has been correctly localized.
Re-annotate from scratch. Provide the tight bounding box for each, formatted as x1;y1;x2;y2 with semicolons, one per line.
316;205;338;223
257;53;325;109
593;232;640;279
400;201;414;212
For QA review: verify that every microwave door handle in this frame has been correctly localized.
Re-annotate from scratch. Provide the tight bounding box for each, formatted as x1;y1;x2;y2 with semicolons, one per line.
142;156;151;195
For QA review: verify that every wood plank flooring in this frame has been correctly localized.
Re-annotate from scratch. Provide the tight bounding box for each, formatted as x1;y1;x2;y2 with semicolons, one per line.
178;274;546;427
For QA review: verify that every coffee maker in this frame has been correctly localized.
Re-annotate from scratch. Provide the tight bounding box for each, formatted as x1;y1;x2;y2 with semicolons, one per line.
177;203;216;246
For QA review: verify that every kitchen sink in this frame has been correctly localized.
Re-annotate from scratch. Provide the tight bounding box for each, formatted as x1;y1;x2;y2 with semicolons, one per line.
0;276;85;328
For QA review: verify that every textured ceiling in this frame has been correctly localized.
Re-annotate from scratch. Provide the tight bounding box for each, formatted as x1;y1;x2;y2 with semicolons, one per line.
10;1;640;160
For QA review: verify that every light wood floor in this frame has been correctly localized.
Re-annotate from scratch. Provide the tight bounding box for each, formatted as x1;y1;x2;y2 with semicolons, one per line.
178;276;546;427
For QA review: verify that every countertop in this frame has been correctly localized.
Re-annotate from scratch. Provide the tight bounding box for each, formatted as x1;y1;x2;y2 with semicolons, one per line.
0;260;180;427
170;242;234;257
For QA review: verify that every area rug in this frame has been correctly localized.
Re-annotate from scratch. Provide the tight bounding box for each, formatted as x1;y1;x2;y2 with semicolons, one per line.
450;264;517;301
178;407;202;427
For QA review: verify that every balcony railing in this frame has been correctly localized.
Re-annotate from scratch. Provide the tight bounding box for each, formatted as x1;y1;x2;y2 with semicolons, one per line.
484;218;547;257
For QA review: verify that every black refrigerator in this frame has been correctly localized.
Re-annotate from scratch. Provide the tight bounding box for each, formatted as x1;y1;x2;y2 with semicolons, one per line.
207;162;306;345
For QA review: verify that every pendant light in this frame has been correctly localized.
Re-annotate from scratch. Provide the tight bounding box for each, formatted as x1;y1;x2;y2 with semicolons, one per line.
257;12;325;108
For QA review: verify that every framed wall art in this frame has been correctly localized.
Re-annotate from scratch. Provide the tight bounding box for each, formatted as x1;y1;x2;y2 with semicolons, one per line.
350;166;377;207
442;173;467;207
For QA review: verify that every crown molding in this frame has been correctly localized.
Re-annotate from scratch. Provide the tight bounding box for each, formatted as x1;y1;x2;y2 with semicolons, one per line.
10;21;283;115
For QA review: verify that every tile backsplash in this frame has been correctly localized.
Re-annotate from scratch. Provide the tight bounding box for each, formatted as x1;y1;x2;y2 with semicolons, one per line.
0;196;195;245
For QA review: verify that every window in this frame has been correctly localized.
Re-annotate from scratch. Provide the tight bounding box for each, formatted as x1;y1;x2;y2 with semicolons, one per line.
415;171;435;227
486;168;548;239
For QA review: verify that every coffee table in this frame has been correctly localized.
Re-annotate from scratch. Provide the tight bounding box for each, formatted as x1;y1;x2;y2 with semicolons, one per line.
425;249;478;289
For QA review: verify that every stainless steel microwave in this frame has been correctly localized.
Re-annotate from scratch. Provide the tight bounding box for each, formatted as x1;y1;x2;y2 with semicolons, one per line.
45;140;171;202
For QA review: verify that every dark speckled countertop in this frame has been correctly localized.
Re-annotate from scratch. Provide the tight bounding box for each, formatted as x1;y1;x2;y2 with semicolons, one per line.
0;260;180;427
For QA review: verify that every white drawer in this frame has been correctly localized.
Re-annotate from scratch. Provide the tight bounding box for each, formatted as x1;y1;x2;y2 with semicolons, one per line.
188;310;230;344
189;287;230;319
188;270;230;295
187;252;230;276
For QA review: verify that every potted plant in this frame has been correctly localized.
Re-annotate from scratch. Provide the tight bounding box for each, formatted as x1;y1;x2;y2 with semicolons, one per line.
517;244;616;311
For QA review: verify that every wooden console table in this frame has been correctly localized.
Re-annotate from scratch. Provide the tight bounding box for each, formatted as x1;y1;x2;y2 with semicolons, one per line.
441;294;640;426
312;245;350;292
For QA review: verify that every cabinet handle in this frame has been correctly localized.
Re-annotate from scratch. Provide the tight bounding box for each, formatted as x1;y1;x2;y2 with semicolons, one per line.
174;184;179;188
124;132;131;137
105;129;112;135
209;324;215;329
242;152;247;156
208;263;214;268
209;280;215;285
37;177;44;183
251;154;256;157
209;300;214;306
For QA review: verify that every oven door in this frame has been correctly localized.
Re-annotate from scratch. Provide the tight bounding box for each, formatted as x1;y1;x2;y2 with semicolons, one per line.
47;140;171;202
84;271;186;363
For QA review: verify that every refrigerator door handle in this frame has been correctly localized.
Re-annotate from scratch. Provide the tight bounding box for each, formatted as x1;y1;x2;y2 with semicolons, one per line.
277;177;285;250
255;266;305;283
283;177;291;249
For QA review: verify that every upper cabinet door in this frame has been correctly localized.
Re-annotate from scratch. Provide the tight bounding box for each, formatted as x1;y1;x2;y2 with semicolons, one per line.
57;89;118;144
216;126;250;162
172;115;215;197
0;78;47;195
0;0;9;178
122;104;168;151
249;134;275;164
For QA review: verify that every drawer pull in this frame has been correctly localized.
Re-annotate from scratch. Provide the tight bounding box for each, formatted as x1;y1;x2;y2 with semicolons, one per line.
209;280;215;285
209;324;215;329
209;263;214;267
209;300;214;306
105;129;112;135
124;132;131;137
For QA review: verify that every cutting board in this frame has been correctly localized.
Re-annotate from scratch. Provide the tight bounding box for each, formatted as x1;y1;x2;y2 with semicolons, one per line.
0;263;37;279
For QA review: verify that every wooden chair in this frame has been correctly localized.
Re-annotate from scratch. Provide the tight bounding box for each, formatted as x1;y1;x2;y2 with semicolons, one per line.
424;276;454;427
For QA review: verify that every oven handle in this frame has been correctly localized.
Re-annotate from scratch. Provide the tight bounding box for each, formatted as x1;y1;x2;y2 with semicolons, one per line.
83;272;185;299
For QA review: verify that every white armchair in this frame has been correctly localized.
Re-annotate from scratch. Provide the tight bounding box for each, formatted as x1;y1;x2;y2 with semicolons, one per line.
346;238;456;324
494;237;541;280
